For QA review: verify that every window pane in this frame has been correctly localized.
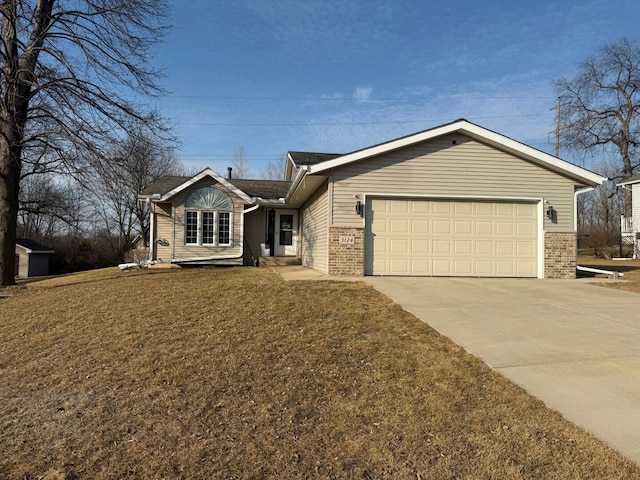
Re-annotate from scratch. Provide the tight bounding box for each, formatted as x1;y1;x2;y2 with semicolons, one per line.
202;211;215;244
186;211;198;244
218;212;230;245
185;187;232;210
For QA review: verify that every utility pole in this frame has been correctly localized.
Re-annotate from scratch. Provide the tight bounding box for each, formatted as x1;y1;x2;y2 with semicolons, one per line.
553;97;560;157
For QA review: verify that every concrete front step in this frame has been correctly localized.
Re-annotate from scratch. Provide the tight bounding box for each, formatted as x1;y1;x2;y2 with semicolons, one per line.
259;256;302;267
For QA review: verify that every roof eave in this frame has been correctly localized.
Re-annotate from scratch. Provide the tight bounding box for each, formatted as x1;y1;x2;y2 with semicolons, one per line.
307;119;606;187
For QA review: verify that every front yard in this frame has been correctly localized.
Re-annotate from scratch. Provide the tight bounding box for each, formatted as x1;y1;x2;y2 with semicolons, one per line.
1;267;638;479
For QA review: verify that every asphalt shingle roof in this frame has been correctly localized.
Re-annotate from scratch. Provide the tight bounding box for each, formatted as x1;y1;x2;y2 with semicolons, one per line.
288;151;342;166
16;239;54;252
140;176;292;200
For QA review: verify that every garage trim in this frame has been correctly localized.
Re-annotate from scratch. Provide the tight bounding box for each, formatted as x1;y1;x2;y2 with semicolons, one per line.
362;193;545;278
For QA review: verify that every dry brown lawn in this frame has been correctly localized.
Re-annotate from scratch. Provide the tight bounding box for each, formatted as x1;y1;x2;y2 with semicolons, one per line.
1;267;639;479
578;255;640;293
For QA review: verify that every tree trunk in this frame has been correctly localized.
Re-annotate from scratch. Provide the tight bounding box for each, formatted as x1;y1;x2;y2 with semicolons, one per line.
0;147;21;286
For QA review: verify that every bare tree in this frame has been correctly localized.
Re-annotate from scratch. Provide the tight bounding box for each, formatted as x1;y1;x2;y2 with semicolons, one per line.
261;155;287;180
554;38;640;218
0;0;169;286
17;173;82;240
81;131;183;259
232;146;248;179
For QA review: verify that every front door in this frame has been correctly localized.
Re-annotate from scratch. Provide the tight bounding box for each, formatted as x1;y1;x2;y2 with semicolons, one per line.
275;210;298;256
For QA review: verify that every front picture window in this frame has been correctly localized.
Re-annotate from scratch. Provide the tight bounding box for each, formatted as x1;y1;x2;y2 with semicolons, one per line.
184;187;233;246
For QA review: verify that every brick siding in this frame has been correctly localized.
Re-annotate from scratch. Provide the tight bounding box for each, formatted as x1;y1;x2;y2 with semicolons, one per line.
544;232;577;279
328;227;364;276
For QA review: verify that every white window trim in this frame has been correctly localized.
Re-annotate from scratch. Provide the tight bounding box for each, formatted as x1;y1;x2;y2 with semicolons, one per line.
185;209;233;246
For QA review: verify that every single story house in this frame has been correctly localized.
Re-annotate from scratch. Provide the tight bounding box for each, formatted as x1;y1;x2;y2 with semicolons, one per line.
15;239;55;278
139;119;605;279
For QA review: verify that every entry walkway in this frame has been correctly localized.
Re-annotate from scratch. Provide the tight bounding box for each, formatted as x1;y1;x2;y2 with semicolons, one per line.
364;277;640;465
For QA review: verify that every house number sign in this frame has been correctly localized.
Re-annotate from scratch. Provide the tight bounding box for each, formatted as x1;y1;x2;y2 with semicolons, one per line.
339;235;355;245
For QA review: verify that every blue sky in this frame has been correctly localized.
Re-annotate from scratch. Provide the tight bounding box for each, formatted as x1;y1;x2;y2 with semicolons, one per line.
154;0;640;178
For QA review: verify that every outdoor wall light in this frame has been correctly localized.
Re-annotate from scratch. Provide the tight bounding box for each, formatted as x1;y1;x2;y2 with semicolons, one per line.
355;200;363;216
545;205;556;221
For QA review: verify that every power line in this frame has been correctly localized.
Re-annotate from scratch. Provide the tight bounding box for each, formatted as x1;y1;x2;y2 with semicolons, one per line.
177;112;553;127
166;94;557;101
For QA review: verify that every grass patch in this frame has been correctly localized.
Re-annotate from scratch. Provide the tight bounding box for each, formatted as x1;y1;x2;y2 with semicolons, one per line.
578;255;640;294
1;267;638;478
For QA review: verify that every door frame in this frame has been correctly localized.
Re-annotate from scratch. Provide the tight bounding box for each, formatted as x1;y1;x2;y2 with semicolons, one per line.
274;209;299;256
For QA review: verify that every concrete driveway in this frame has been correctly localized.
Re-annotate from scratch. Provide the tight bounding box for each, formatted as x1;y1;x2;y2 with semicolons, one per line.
365;277;640;464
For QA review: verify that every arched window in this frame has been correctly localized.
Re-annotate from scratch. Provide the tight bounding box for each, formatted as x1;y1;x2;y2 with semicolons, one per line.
184;187;233;246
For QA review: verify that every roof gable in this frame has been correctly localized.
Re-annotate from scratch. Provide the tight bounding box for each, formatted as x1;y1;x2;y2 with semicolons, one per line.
140;171;293;202
157;168;254;203
306;119;605;186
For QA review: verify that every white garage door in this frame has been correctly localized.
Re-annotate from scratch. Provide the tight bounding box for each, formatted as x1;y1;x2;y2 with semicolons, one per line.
365;198;538;277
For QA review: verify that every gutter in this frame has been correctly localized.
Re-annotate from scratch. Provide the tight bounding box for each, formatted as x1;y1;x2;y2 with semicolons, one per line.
285;165;309;204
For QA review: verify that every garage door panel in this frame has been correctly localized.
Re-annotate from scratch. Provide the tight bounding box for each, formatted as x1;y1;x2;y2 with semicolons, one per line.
475;240;493;255
516;222;535;236
454;240;472;254
411;219;430;234
366;198;538;277
411;239;430;254
475;221;493;235
496;261;515;275
496;241;514;255
433;202;453;215
390;218;409;233
454;220;472;234
432;259;452;275
516;241;535;255
390;201;410;214
475;260;493;275
390;238;409;254
453;260;473;275
388;258;409;274
496;222;514;235
411;259;431;274
433;239;451;254
433;220;451;234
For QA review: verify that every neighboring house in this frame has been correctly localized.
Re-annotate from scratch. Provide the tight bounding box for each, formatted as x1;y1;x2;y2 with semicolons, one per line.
15;239;55;278
139;119;605;279
619;173;640;258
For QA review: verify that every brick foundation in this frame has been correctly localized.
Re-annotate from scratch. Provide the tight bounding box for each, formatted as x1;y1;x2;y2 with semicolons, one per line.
328;227;364;276
544;232;577;279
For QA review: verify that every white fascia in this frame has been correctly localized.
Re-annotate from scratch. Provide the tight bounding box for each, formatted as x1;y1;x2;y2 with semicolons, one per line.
284;164;309;203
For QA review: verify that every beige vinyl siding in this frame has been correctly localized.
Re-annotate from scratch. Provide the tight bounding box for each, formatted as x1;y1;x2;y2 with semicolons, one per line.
633;183;640;228
330;134;576;232
154;202;172;261
301;182;329;273
244;208;266;265
155;178;245;261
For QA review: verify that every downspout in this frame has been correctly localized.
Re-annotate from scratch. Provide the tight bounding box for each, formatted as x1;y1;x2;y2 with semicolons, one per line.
574;186;595;231
147;198;155;262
